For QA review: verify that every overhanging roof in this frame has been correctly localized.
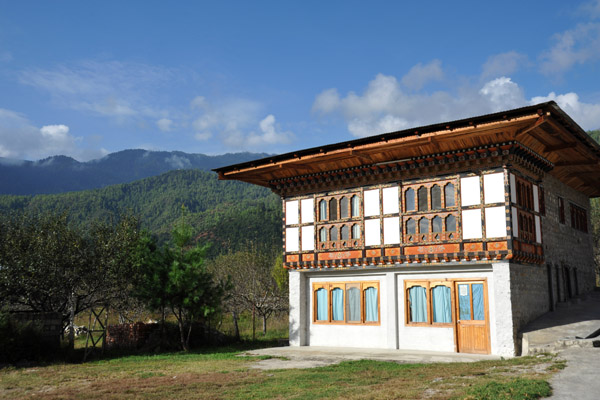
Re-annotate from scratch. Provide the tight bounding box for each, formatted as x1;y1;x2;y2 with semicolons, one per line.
214;102;600;197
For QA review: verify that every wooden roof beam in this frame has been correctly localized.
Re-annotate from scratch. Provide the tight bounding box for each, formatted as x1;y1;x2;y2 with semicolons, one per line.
544;142;578;152
515;116;548;139
554;160;600;167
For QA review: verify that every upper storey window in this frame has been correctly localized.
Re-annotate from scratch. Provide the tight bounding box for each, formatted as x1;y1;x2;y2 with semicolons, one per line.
402;178;459;244
317;192;363;250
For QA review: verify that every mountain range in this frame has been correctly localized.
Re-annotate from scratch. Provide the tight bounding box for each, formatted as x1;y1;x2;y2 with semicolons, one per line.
0;149;269;195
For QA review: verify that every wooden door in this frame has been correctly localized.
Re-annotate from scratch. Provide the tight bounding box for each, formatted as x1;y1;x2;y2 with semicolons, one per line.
455;281;490;354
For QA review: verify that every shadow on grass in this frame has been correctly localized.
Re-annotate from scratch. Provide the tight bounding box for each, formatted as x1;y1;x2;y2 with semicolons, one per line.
1;336;286;370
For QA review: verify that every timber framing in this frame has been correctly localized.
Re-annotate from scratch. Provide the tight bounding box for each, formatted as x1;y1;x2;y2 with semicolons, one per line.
214;101;600;197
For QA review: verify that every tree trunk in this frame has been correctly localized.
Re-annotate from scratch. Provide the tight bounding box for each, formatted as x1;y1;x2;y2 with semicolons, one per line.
176;309;189;352
252;305;256;341
232;310;240;341
68;292;75;351
262;314;267;335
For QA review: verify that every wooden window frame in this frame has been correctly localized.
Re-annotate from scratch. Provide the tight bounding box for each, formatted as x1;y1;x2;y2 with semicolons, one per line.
312;281;381;326
405;280;455;327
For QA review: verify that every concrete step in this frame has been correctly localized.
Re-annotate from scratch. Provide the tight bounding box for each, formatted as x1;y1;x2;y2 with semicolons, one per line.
526;338;600;355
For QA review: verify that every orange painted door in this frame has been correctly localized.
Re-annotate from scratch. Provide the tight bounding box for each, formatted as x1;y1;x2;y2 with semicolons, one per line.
455;281;490;354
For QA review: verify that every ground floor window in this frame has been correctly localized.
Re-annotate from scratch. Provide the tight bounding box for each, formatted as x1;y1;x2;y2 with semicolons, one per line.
312;281;380;325
405;280;454;326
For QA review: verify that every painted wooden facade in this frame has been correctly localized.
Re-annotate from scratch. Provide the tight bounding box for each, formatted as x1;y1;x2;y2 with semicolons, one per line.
215;102;600;356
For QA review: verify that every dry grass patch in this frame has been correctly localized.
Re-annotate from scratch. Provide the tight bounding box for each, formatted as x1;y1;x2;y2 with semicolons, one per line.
0;348;561;400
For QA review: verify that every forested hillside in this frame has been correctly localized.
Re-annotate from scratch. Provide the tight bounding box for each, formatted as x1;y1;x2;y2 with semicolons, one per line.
0;149;268;195
0;169;282;258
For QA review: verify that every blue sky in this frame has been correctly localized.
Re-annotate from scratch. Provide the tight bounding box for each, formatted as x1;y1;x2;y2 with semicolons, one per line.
1;0;600;161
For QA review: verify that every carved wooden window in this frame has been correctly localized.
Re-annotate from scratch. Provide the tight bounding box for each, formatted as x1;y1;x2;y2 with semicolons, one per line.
319;227;327;242
351;195;360;217
405;188;415;212
330;226;338;241
445;215;456;232
340;197;349;219
402;178;459;244
432;185;442;210
329;199;338;220
570;203;588;233
319;200;327;221
445;183;455;207
316;192;363;250
432;216;442;233
406;219;416;235
340;225;350;240
351;224;360;239
418;186;428;211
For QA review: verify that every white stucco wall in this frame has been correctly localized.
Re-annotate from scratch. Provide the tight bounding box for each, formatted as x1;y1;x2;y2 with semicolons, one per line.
289;262;517;356
307;273;390;348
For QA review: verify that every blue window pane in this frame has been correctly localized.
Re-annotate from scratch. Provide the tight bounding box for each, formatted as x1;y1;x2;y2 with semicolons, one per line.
473;284;484;320
365;287;378;322
458;284;471;320
409;286;428;322
316;288;328;321
332;288;344;321
432;285;452;323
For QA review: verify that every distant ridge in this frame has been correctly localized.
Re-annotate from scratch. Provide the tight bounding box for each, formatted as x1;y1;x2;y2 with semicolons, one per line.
0;149;270;195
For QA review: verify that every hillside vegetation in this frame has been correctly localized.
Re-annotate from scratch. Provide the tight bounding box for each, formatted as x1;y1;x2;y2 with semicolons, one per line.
0;169;282;258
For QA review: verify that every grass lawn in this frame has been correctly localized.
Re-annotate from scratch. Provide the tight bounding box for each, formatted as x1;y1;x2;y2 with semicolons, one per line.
0;344;563;400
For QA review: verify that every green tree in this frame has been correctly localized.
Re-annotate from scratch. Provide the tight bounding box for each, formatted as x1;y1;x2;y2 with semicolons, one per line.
134;208;226;351
0;211;142;347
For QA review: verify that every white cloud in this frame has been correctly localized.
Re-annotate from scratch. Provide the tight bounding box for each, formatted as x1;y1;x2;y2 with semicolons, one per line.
165;154;191;169
189;96;293;149
401;60;444;90
578;0;600;19
156;118;173;132
481;52;528;79
539;22;600;76
18;60;173;120
479;77;526;110
246;115;294;147
313;71;600;137
313;73;527;137
0;108;107;161
530;92;600;130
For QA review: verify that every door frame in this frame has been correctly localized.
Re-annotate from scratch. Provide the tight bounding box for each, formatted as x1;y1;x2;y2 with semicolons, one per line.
453;278;491;354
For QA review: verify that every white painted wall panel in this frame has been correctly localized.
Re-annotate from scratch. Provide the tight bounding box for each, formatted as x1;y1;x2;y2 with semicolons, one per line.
535;215;541;243
365;219;381;246
461;176;481;206
301;198;314;223
285;200;299;225
285;227;299;252
510;173;516;203
308;274;387;348
462;209;483;239
483;172;505;204
512;206;519;237
383;217;400;245
533;185;539;212
382;186;399;214
485;206;507;238
364;189;380;217
301;226;314;251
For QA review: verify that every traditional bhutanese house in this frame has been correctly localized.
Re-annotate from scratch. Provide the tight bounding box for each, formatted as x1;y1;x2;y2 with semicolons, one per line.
214;101;600;356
